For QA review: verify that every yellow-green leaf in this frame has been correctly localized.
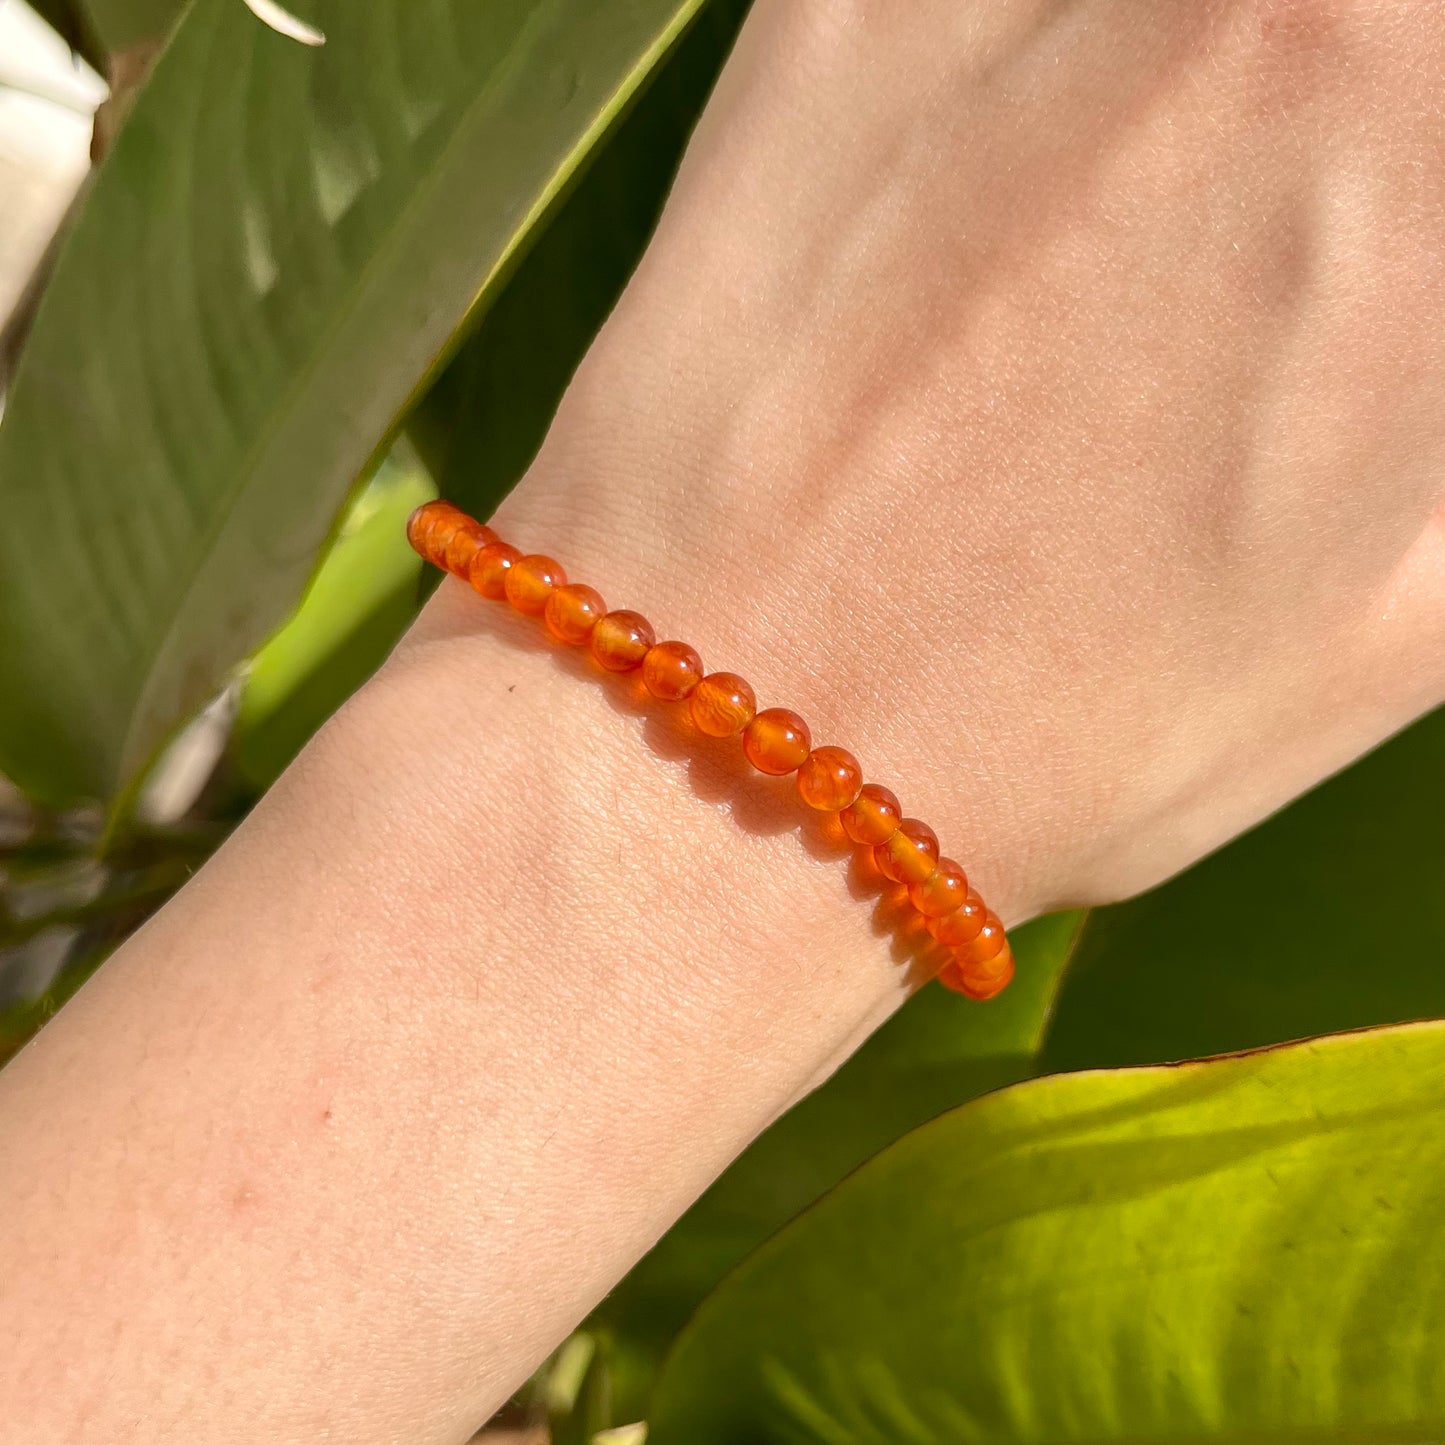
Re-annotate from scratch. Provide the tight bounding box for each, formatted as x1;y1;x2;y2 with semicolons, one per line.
651;1022;1445;1443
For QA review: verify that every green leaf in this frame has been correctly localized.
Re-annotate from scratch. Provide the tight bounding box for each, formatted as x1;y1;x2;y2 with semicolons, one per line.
230;457;432;789
1042;703;1445;1073
591;912;1084;1428
650;1021;1445;1444
0;0;712;807
409;0;750;520
81;0;182;54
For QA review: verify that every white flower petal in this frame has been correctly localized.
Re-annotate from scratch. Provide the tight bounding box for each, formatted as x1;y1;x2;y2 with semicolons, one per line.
242;0;325;45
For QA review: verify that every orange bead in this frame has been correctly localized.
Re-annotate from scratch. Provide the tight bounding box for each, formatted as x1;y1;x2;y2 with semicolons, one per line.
971;951;1015;999
929;887;985;947
961;912;1007;966
840;782;902;845
643;641;705;700
591;610;656;671
505;553;567;616
544;583;607;644
691;672;757;737
743;707;811;775
406;501;454;558
433;516;469;569
443;516;499;576
796;745;864;811
469;541;521;600
909;857;969;917
875;819;939;884
405;502;433;550
955;923;1013;995
426;519;459;568
939;946;1014;1000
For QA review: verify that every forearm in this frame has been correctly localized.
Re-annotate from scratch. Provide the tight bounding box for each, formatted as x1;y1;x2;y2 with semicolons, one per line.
0;557;1022;1441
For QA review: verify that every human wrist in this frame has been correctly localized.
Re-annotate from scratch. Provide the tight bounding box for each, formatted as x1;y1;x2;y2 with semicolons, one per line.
474;413;1078;929
372;453;1072;995
344;590;903;1021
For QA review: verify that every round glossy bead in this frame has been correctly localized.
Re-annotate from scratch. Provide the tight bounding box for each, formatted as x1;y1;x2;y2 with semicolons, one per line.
929;887;986;947
432;512;470;568
406;501;454;558
940;946;1014;1000
743;708;812;775
955;922;1013;996
908;857;969;917
796;745;863;811
469;541;521;600
422;516;458;568
875;819;939;884
505;553;567;616
591;610;656;671
643;641;705;701
840;782;902;845
444;516;499;576
691;672;757;737
937;959;963;994
544;583;607;644
961;912;1007;966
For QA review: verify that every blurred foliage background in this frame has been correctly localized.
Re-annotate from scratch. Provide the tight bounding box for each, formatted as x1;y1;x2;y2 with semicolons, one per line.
2;3;1445;1441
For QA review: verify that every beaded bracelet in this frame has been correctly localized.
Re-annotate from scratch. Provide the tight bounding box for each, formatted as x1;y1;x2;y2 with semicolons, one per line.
406;500;1013;1000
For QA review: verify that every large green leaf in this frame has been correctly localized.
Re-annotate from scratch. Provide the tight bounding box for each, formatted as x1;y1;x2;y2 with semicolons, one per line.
0;0;711;807
1042;703;1445;1073
409;0;749;520
81;0;181;54
586;911;1084;1428
650;1021;1445;1443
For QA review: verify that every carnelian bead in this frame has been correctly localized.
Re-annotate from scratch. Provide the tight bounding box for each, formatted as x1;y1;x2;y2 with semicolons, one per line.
939;946;1014;1000
875;819;939;884
469;541;521;600
444;516;499;576
743;707;812;775
691;672;757;737
961;912;1007;967
420;514;458;568
643;641;705;700
929;887;986;947
544;583;607;644
430;512;470;568
840;782;902;845
505;553;567;616
970;950;1015;1000
796;745;864;811
909;857;969;917
936;959;967;994
405;502;432;549
956;930;1013;993
406;501;455;558
591;610;656;671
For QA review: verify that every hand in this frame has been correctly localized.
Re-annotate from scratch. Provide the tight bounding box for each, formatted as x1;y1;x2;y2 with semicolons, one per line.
471;0;1445;920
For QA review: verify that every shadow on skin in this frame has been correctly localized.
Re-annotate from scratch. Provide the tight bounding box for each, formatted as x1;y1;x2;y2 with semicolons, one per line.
425;577;951;990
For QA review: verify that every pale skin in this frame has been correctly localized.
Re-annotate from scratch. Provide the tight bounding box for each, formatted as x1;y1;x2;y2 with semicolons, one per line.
4;0;1445;1438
